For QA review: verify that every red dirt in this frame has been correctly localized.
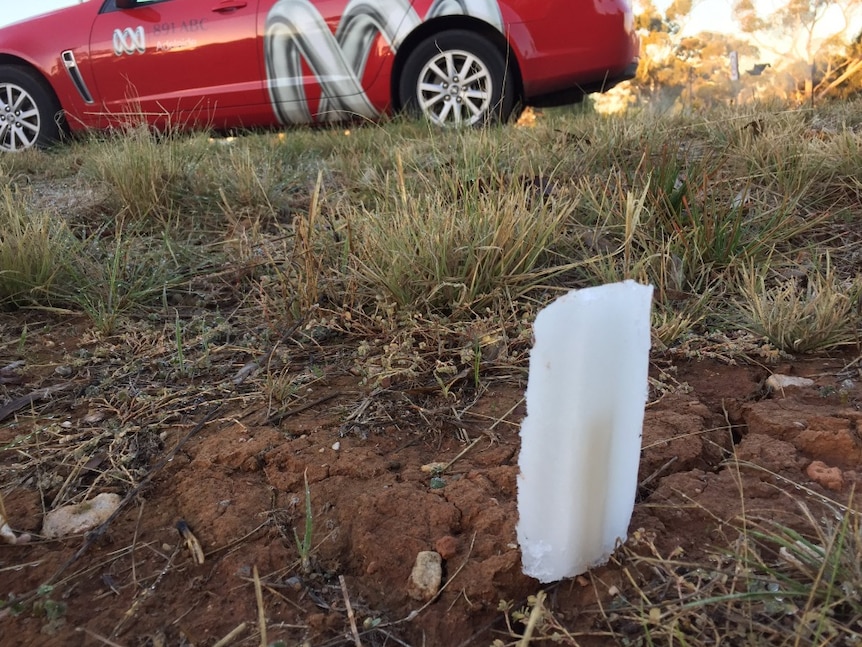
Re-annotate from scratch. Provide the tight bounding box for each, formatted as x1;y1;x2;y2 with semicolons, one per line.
1;315;860;646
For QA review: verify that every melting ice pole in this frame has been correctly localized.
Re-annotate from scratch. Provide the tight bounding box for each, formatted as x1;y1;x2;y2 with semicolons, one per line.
517;280;653;583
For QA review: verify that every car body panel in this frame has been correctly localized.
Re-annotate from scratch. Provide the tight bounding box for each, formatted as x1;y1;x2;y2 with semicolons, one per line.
88;0;266;128
0;0;638;139
263;0;422;122
0;4;103;130
500;0;638;97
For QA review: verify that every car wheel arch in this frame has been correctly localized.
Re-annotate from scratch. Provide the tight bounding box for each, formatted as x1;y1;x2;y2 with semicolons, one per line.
390;16;522;114
0;56;61;104
0;60;68;150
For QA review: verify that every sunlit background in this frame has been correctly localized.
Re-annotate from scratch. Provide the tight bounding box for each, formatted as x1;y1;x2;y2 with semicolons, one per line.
0;0;824;36
0;0;738;32
0;0;84;29
0;0;859;112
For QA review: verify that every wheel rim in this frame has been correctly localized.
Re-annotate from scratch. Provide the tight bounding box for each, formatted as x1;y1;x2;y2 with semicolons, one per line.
416;49;493;127
0;82;41;152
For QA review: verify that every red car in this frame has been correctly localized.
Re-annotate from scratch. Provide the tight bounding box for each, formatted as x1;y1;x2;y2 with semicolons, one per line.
0;0;638;152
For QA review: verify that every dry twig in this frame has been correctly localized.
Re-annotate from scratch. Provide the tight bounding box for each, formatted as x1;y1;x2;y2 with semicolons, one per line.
340;574;363;647
254;565;267;647
212;622;248;647
0;382;76;423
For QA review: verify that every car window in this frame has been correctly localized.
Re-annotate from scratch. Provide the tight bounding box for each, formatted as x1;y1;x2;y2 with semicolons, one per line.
101;0;173;13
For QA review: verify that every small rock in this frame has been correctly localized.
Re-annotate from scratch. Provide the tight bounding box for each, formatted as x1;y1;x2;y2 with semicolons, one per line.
429;476;446;489
284;576;303;592
766;374;814;392
806;460;843;491
407;551;442;601
435;535;459;560
83;411;106;425
1;513;32;545
1;518;18;544
43;493;122;539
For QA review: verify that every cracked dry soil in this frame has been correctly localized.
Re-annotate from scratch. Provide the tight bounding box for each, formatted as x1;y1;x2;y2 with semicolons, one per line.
2;316;861;646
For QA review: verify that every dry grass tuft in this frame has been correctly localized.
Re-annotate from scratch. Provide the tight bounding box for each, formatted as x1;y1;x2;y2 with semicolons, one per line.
346;153;574;312
493;491;862;646
735;259;861;353
0;186;76;306
83;125;210;224
594;494;862;646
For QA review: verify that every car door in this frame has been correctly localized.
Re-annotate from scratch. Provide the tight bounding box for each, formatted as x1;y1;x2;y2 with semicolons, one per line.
88;0;265;126
262;0;415;123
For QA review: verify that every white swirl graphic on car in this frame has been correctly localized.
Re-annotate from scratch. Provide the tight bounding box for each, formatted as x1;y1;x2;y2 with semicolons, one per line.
264;0;503;123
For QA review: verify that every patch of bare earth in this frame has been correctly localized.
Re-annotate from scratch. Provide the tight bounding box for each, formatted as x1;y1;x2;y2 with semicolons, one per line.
1;315;861;646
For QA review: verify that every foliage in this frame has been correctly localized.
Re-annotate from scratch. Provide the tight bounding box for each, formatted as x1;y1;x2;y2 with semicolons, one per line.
733;0;862;101
2;101;861;348
0;186;76;307
345;149;575;312
734;259;861;352
815;29;862;97
632;0;862;109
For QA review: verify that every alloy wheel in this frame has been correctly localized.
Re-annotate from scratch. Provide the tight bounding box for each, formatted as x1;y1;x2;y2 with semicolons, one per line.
0;83;41;152
416;49;493;126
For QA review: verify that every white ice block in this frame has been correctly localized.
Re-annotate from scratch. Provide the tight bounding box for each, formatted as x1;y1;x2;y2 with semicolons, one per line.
517;280;653;583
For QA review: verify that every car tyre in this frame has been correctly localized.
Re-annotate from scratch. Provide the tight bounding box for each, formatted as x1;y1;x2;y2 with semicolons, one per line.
0;65;64;152
399;30;516;127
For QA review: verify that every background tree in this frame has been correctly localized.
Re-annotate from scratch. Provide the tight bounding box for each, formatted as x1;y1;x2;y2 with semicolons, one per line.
633;0;760;110
732;0;862;101
676;33;760;108
634;0;694;108
815;29;862;97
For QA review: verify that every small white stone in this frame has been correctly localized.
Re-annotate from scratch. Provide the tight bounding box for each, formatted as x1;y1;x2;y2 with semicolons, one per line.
331;442;341;451
83;411;106;425
1;519;17;544
42;493;122;539
766;374;814;391
407;551;442;601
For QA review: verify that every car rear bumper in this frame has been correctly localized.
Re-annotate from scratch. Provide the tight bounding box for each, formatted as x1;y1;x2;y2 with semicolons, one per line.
506;0;640;105
528;60;638;107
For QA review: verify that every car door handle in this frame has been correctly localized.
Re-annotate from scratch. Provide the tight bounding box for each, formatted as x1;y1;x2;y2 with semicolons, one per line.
212;0;247;12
